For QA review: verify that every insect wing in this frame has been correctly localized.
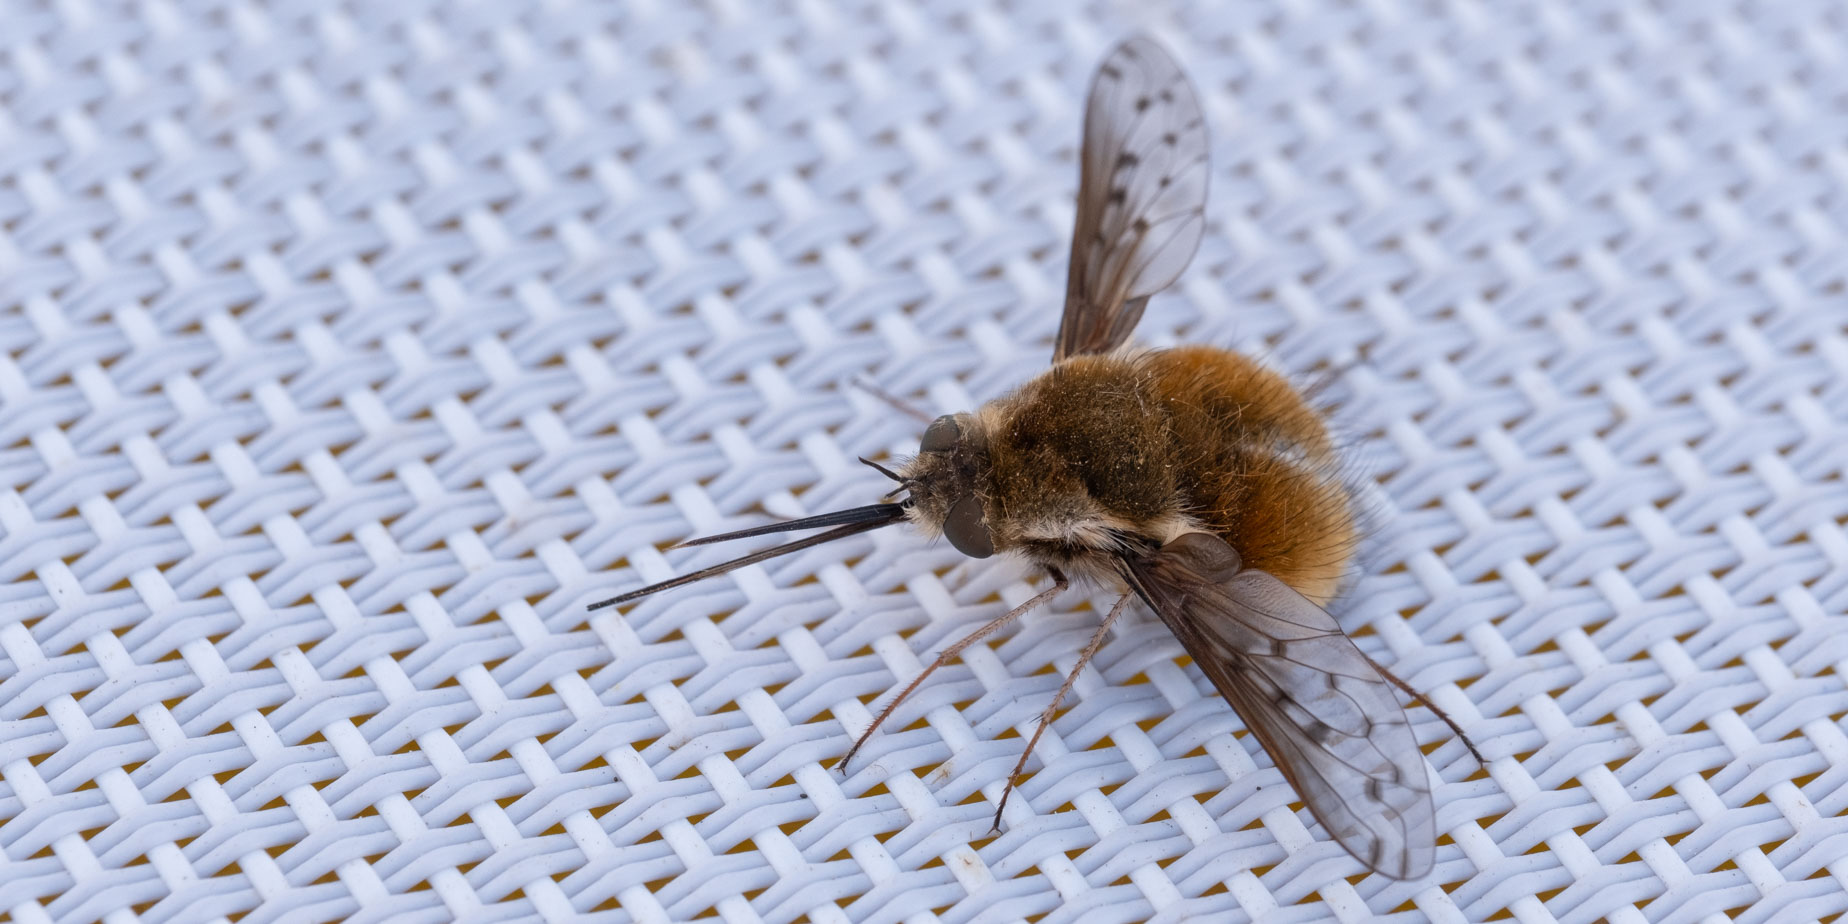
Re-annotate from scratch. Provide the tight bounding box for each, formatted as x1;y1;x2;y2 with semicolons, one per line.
1123;532;1435;879
1055;36;1211;362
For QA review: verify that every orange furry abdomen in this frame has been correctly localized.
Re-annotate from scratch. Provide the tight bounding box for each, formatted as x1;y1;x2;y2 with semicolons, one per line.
1140;346;1357;603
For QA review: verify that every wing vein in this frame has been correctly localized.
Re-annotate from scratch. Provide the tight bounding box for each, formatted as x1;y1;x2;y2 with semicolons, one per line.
1122;532;1436;879
1053;36;1211;362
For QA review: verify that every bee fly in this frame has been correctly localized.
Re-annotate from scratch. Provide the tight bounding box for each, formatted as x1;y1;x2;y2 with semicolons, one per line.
591;35;1478;879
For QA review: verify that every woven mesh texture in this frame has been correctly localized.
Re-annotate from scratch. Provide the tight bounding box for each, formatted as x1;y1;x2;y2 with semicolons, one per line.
3;0;1847;921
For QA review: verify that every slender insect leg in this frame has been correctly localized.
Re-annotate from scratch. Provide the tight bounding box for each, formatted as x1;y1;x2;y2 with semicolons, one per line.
849;376;934;424
838;571;1070;772
1297;355;1365;406
990;592;1133;831
1363;653;1486;764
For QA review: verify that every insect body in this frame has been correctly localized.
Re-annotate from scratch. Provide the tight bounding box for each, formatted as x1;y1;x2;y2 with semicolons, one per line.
592;36;1468;880
906;345;1357;605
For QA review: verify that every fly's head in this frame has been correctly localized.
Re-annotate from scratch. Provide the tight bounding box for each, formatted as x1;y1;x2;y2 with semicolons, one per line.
898;412;998;559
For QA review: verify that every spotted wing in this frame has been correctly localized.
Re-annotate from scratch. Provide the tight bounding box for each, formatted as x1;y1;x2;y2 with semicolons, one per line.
1054;35;1210;362
1122;532;1435;879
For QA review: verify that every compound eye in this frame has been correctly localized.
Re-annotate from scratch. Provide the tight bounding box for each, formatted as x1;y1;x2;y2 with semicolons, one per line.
920;415;960;453
943;495;994;559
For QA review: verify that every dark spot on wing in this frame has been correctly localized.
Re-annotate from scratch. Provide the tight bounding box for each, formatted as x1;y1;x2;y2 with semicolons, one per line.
1136;96;1151;112
1133;218;1150;233
1307;720;1337;745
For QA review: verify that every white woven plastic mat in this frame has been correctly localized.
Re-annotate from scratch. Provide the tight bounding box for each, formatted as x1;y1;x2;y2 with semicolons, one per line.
3;0;1847;921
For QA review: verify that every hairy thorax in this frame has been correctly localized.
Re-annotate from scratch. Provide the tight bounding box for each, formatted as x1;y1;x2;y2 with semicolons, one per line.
955;346;1358;602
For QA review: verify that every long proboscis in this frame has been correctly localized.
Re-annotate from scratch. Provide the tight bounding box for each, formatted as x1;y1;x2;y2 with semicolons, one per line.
586;503;909;611
678;503;907;547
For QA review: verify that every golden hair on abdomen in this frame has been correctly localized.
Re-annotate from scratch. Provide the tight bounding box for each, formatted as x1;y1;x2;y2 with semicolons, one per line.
1143;346;1357;602
982;345;1356;602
